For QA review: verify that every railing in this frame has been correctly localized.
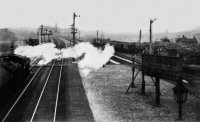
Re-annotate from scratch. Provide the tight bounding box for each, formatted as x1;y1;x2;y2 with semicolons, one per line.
181;55;200;65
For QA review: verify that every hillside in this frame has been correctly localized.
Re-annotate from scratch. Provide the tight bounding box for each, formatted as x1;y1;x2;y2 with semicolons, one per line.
77;25;200;43
2;25;200;43
149;25;200;43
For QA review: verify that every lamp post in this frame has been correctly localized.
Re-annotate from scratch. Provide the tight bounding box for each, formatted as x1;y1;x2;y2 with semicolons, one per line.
173;81;189;120
39;25;43;44
71;12;80;45
149;19;156;54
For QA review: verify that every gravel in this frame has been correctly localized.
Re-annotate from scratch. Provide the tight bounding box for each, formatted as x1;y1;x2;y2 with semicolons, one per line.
82;64;200;122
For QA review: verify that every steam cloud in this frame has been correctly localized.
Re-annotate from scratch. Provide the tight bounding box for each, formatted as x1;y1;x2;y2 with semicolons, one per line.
15;43;61;65
14;42;115;77
62;42;115;77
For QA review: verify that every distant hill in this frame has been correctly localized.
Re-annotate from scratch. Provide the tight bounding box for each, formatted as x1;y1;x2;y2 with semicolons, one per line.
103;33;139;42
77;25;200;43
67;30;139;43
191;25;200;32
143;25;200;43
2;24;200;43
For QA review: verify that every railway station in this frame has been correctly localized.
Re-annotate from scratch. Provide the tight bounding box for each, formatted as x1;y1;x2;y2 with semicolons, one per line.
1;25;200;121
1;0;200;122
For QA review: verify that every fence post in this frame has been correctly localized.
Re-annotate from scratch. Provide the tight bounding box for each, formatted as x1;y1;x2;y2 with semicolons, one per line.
131;57;136;88
155;77;161;106
141;74;145;94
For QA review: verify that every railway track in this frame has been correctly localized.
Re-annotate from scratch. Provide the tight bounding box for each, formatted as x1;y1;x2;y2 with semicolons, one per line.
0;36;66;121
1;37;94;122
51;36;74;48
110;52;142;65
54;35;84;45
54;37;73;47
51;37;67;49
1;59;66;122
29;56;43;70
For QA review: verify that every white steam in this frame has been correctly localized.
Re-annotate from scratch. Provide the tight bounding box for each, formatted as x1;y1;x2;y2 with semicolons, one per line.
15;43;61;65
14;42;115;77
62;42;115;77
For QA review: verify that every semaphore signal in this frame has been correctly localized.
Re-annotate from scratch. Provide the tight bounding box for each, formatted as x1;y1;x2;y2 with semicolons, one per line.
70;12;80;45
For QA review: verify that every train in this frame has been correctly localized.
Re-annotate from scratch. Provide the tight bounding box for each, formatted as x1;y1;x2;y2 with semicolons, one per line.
92;38;145;54
0;53;30;111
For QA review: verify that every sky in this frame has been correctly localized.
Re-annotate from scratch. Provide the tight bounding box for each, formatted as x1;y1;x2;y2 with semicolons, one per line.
0;0;200;34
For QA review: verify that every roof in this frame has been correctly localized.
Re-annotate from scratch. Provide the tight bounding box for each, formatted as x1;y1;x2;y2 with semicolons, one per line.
176;35;198;44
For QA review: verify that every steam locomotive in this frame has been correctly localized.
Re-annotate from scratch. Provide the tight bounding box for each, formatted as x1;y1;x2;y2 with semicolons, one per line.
0;53;30;110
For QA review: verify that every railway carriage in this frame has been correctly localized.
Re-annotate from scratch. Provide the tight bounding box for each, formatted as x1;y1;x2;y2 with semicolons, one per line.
92;38;144;54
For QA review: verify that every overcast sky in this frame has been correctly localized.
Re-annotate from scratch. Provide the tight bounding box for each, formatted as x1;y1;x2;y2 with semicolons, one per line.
0;0;200;34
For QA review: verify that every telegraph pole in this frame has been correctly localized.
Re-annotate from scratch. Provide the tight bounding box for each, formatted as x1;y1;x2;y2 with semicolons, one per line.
149;19;156;54
97;30;99;42
139;29;142;45
71;12;80;45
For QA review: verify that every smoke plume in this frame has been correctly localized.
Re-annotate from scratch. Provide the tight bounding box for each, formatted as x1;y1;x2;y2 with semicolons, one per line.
62;42;115;77
14;42;114;77
15;43;61;65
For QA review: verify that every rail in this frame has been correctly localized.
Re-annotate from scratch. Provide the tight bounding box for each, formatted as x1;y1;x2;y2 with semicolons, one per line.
2;65;44;122
29;56;43;70
53;35;84;45
2;59;65;122
30;60;56;121
113;52;142;65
